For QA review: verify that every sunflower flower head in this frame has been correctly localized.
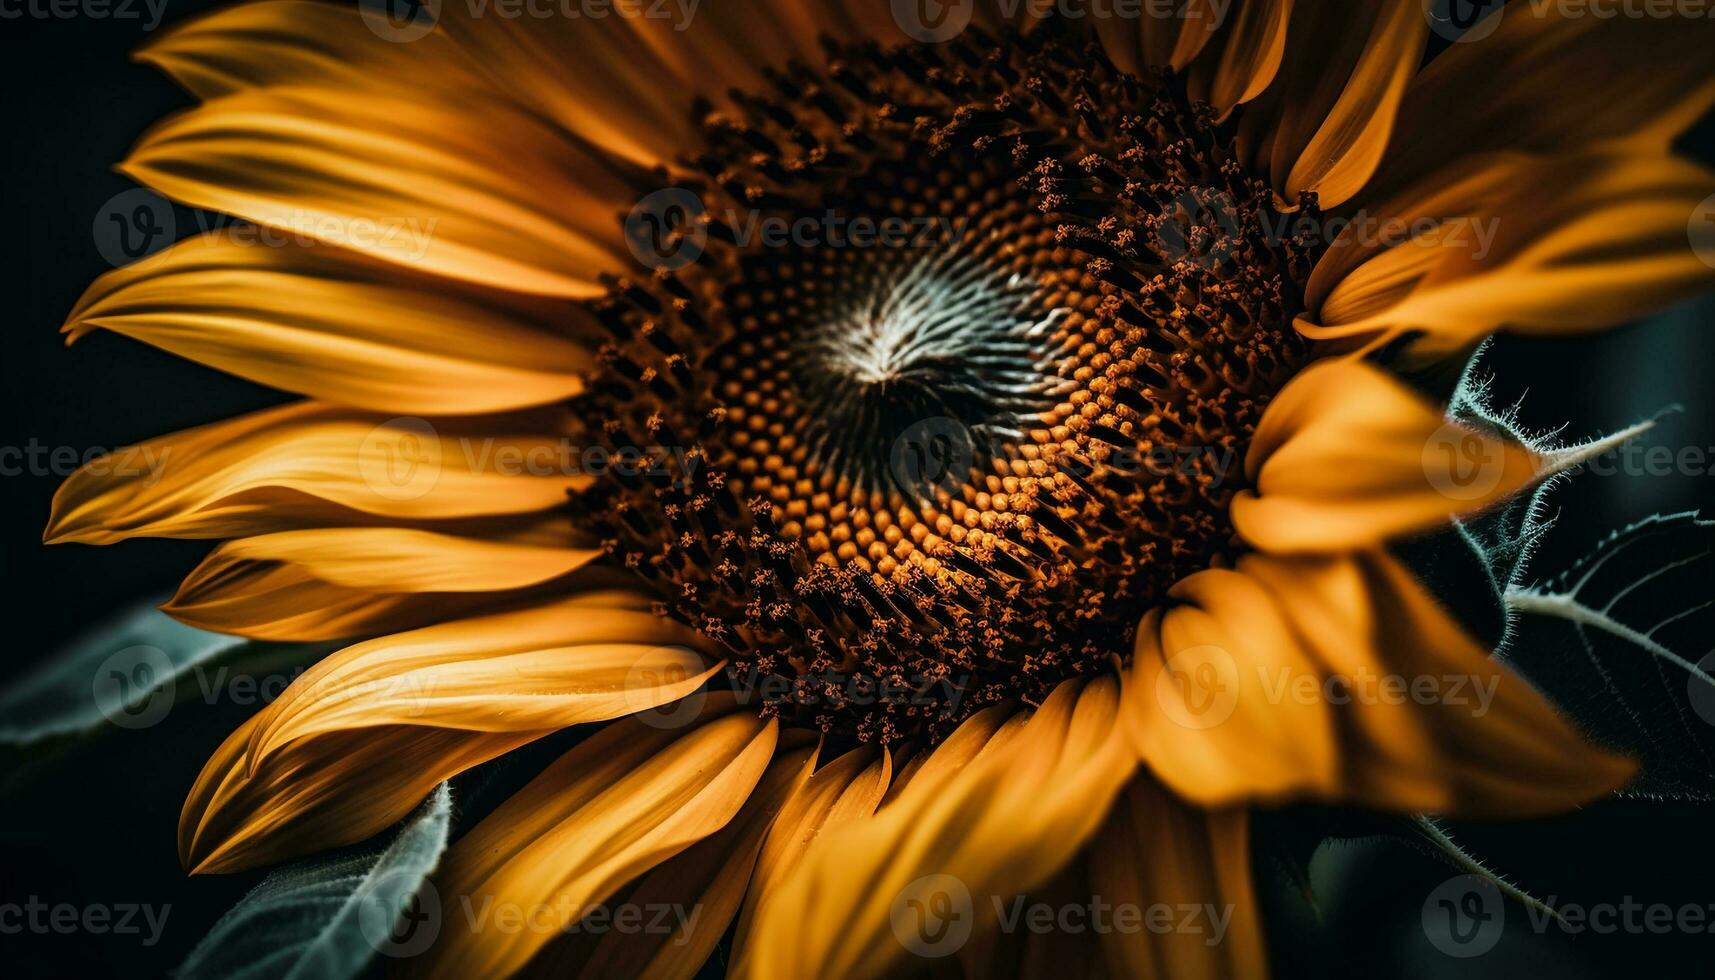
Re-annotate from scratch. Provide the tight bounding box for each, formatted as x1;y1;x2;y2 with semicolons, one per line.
38;0;1715;976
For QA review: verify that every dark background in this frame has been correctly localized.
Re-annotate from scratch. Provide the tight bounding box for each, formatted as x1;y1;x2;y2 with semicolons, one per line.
1;3;1713;977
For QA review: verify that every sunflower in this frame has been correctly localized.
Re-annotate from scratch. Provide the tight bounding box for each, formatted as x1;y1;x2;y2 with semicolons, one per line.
45;0;1715;976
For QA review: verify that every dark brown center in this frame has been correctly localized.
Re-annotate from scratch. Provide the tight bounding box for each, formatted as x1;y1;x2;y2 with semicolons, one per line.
574;28;1320;743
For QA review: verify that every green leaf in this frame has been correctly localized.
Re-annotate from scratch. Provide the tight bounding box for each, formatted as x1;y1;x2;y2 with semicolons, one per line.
0;597;244;745
177;783;454;980
1503;512;1715;799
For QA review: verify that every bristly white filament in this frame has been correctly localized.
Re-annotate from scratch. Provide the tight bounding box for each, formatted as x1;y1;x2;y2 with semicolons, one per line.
791;240;1073;494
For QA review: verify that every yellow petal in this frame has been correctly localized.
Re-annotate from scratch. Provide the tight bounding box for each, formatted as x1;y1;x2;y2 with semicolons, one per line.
1229;359;1538;553
525;748;817;980
739;677;1132;979
1305;153;1715;354
137;0;487;102
425;707;778;979
1256;0;1427;207
122;85;635;297
204;527;597;594
1092;0;1224;75
1090;776;1265;979
1186;0;1291;118
242;591;714;763
732;747;892;964
1363;2;1715;209
1127;573;1339;804
181;714;543;874
1127;550;1635;814
178;591;710;875
45;403;579;544
64;232;593;413
163;555;513;641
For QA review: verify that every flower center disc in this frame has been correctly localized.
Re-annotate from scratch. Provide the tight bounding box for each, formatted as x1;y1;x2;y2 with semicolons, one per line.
578;28;1319;743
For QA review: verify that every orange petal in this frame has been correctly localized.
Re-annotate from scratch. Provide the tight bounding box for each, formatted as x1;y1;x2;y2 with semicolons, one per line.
163;554;516;641
739;677;1132;979
1092;0;1224;75
1185;0;1292;118
1090;776;1265;979
202;527;597;594
1126;550;1635;814
1305;153;1715;354
1251;0;1427;207
1363;2;1715;210
137;0;489;102
525;747;817;980
1127;573;1339;804
242;591;713;763
64;232;593;413
180;714;544;875
44;403;580;544
425;706;778;979
121;84;635;297
732;746;892;964
1229;359;1538;553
